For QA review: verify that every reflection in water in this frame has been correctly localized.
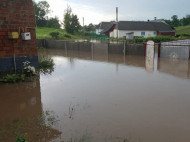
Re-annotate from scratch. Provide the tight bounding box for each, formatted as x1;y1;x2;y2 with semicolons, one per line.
39;49;190;142
45;49;190;79
158;58;190;79
145;57;154;73
1;49;190;142
0;78;60;142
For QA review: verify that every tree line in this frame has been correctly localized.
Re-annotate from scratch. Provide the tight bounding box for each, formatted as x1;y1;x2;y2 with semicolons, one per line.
165;15;190;27
33;1;190;34
33;1;96;34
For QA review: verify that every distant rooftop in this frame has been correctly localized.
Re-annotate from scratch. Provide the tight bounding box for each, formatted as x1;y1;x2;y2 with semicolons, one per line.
118;21;174;31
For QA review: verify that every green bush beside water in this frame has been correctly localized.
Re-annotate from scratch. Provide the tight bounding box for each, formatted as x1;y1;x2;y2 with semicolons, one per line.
38;57;54;68
0;74;25;83
0;57;55;83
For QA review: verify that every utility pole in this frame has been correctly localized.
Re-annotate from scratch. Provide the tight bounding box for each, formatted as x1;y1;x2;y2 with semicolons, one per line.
116;7;119;39
83;17;84;29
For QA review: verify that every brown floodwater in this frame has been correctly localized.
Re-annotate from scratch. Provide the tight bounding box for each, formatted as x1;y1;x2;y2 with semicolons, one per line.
1;49;190;142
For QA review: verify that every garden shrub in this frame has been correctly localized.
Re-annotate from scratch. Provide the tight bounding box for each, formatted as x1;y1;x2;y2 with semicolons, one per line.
39;57;54;68
50;32;60;39
64;34;71;38
0;74;25;83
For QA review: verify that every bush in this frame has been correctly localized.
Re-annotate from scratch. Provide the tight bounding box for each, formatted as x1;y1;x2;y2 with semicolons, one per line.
64;34;71;38
39;57;54;68
0;74;25;83
16;132;28;142
50;32;60;39
23;61;36;77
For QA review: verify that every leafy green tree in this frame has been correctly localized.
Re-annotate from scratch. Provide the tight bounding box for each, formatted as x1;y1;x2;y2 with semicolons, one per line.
46;17;61;28
182;15;190;26
33;1;50;27
165;14;190;27
34;1;61;28
84;23;96;32
171;15;180;27
164;19;172;26
63;6;80;34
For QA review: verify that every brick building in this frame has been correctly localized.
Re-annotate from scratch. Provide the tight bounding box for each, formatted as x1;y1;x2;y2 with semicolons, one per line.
0;0;38;72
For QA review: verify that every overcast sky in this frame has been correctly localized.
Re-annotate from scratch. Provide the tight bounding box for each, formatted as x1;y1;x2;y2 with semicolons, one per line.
35;0;190;25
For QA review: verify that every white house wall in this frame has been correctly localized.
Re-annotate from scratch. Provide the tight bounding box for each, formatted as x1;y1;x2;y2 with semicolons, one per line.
96;29;103;35
110;29;157;38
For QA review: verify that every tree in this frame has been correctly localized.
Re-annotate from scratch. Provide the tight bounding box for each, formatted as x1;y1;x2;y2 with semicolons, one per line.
46;17;61;28
165;14;190;27
33;1;50;27
84;23;96;32
164;19;172;26
183;15;190;25
171;15;180;27
63;6;80;34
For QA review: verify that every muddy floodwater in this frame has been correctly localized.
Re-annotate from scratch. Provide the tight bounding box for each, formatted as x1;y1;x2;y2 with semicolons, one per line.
1;49;190;142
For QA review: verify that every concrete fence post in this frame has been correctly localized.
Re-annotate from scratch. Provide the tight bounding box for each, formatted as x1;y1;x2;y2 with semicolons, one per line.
145;40;155;72
123;41;126;56
146;40;155;58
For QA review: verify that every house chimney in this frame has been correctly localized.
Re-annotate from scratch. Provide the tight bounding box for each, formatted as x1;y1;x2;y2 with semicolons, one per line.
154;17;157;20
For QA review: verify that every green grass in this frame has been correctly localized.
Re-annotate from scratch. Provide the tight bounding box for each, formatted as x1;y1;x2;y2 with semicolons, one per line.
175;25;190;34
0;74;25;83
36;27;85;40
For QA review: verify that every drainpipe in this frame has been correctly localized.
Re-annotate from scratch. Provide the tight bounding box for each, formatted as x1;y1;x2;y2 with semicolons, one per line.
11;40;17;73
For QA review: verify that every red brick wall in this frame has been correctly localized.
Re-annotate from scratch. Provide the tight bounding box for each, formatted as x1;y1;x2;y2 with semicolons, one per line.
157;31;175;37
0;0;37;58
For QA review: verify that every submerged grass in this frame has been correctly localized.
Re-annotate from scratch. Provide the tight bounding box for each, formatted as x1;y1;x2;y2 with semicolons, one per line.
0;74;25;83
0;51;55;83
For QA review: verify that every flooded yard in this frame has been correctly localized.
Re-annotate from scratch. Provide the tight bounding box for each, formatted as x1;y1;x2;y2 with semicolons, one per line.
1;49;190;142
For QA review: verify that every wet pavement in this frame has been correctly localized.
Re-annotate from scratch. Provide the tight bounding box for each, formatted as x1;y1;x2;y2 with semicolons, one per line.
1;49;190;142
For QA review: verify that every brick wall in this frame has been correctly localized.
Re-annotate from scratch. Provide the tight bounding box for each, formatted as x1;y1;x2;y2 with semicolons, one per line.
0;0;38;71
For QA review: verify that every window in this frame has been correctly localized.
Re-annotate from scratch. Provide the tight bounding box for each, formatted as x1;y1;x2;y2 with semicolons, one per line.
154;32;157;35
141;32;145;36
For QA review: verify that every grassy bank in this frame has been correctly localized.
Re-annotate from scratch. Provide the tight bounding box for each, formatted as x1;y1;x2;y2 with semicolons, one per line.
175;25;190;35
36;27;87;40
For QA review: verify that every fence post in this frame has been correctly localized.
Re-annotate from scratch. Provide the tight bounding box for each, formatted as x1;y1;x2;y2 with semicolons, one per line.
144;43;147;57
91;42;94;60
65;41;67;56
123;41;126;56
43;39;46;48
189;46;190;60
158;43;161;58
123;41;126;64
